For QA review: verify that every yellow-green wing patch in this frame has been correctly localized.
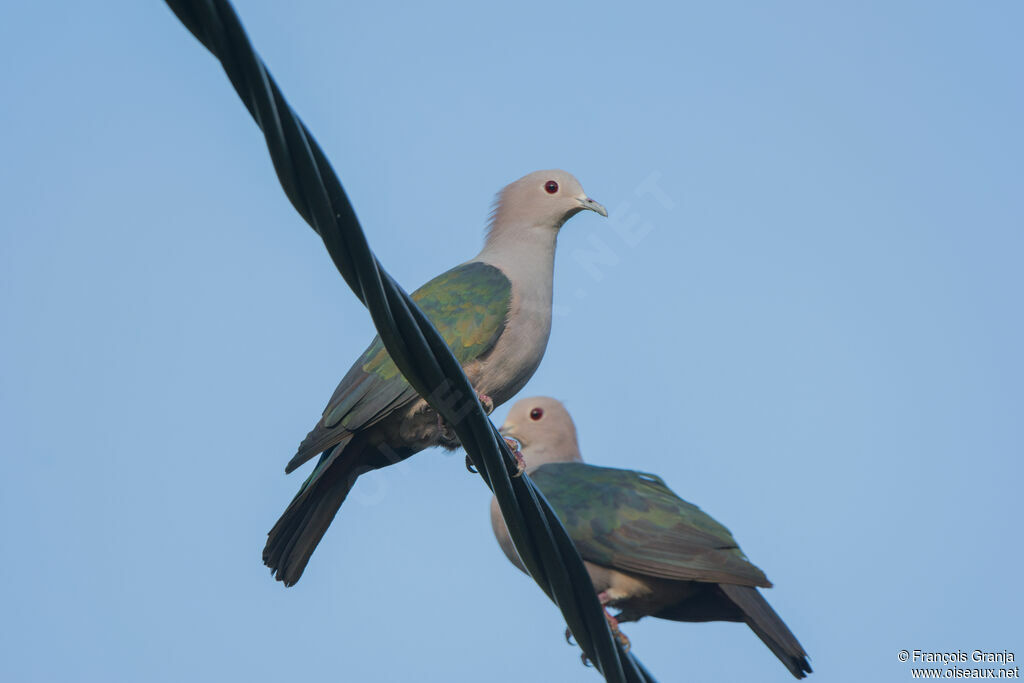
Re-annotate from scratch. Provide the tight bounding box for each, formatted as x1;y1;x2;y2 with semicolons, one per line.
323;261;511;430
531;462;771;587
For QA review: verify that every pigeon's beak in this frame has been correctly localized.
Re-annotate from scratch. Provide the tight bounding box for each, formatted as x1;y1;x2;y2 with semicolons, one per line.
498;423;517;439
577;196;608;217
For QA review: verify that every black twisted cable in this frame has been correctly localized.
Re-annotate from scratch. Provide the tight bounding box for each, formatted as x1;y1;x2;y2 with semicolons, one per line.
162;1;656;681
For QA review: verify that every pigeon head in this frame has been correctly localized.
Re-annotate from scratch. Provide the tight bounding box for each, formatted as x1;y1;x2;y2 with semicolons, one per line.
487;169;606;241
499;396;583;469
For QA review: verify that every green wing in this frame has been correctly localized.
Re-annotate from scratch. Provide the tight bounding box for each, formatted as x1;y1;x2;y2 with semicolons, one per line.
530;462;771;587
289;261;511;470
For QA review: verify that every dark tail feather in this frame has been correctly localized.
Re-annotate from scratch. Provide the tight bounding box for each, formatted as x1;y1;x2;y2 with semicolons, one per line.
719;584;812;679
263;439;365;586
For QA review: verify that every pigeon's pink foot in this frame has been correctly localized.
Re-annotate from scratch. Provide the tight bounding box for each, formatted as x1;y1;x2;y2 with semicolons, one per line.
604;609;631;652
440;392;492;450
503;436;527;477
464;436;524;476
571;596;630;667
594;591;631;651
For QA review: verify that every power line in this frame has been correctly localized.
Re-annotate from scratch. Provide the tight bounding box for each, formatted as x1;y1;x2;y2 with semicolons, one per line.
162;2;655;680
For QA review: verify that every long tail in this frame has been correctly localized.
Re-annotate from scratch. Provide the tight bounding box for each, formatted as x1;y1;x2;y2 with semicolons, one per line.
263;437;365;586
719;584;812;679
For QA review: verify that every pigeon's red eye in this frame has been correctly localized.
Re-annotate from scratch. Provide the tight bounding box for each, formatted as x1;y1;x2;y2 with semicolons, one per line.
530;408;544;420
544;181;559;194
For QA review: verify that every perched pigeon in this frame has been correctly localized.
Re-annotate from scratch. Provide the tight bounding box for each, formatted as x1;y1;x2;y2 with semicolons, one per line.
491;397;812;679
265;171;606;586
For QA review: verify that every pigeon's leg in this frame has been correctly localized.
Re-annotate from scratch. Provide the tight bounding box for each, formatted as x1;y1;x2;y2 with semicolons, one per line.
603;609;631;652
596;591;632;651
502;436;527;477
436;407;458;445
575;611;630;666
464;436;526;477
440;390;494;451
573;592;631;666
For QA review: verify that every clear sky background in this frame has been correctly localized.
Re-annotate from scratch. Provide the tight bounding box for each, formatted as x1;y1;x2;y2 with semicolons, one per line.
2;2;1021;682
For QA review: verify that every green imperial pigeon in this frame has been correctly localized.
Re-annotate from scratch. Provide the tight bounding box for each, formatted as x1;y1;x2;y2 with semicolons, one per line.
264;171;607;586
491;397;812;679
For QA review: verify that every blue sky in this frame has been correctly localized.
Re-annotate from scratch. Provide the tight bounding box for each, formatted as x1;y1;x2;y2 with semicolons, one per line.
2;2;1021;681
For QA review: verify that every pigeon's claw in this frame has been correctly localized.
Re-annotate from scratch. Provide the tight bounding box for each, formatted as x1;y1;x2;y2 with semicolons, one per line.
443;393;493;450
604;609;631;652
503;436;527;477
569;604;630;668
512;451;527;477
465;433;522;477
436;412;457;445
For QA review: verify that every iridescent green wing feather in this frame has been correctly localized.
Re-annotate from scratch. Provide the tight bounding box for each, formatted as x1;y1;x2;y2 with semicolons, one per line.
289;261;511;471
530;462;771;587
320;260;510;429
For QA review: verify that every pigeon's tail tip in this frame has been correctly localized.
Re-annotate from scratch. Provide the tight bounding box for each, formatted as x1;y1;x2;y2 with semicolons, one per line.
785;655;812;679
264;444;365;588
795;658;813;678
718;583;811;679
261;552;299;587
